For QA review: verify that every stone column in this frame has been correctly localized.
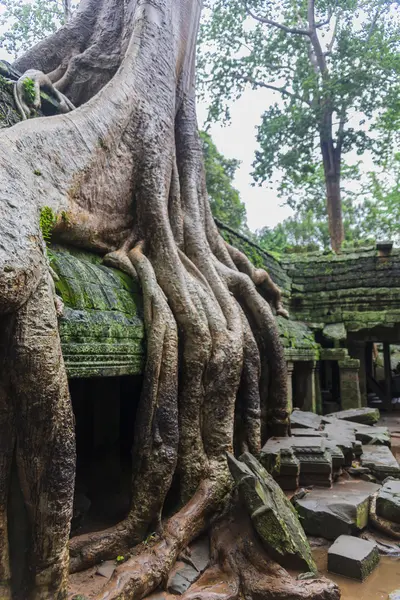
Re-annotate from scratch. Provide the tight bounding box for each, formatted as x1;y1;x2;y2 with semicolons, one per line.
287;361;294;413
338;358;362;410
315;362;322;415
383;342;392;411
303;361;317;413
349;342;367;407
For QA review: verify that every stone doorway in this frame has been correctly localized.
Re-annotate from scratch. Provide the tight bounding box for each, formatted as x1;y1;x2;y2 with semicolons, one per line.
69;375;142;536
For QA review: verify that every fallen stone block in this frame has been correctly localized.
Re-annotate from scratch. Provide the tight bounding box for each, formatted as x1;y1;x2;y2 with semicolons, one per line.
326;407;380;426
189;536;210;573
291;428;325;437
376;478;400;524
354;425;391;447
96;560;115;579
228;452;316;572
290;411;322;430
167;562;199;594
328;535;379;581
294;480;381;540
361;446;400;481
323;423;356;465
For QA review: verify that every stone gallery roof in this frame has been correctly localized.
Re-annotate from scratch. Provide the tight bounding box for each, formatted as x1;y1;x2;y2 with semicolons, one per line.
50;245;145;378
50;227;400;378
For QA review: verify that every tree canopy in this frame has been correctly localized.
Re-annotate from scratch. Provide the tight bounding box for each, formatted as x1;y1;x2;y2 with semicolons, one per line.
199;0;400;251
257;153;400;253
0;0;72;57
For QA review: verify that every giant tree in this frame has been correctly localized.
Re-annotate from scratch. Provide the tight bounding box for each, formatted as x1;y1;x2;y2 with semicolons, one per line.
0;2;339;600
199;0;400;252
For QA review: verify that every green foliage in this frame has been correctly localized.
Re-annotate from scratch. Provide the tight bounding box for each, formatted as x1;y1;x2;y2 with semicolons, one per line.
116;555;125;564
257;153;400;252
22;77;36;105
39;206;56;245
200;130;248;232
0;0;79;57
199;0;400;230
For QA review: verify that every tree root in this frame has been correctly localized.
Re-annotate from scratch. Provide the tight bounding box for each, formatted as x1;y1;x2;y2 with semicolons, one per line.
88;499;339;600
70;245;179;572
369;492;400;539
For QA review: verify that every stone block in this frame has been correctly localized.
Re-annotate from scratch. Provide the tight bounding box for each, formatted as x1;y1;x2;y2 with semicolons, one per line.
361;446;400;481
327;407;380;426
294;480;381;540
228;452;316;573
96;560;116;579
167;562;199;594
323;423;356;465
355;425;391;447
376;478;400;524
290;411;322;430
328;535;379;581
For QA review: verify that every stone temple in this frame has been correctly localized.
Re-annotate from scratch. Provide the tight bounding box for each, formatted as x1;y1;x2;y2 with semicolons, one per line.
46;227;400;529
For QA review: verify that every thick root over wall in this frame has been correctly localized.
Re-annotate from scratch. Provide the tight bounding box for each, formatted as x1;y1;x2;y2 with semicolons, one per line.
0;1;336;599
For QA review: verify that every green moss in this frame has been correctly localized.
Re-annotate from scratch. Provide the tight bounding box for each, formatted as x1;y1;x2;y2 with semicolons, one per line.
22;77;36;105
40;206;56;245
355;499;370;529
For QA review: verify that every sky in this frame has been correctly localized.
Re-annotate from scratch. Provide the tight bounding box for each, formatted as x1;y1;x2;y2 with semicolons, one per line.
197;89;295;232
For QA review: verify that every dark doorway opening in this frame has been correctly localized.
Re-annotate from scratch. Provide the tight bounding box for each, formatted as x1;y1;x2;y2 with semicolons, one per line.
69;375;142;536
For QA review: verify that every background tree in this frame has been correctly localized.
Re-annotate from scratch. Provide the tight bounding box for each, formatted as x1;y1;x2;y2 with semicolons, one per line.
200;130;248;231
0;2;340;600
0;0;75;57
199;0;400;252
257;152;400;252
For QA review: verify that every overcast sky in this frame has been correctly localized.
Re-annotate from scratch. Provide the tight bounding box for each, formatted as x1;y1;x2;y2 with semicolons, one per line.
197;88;295;232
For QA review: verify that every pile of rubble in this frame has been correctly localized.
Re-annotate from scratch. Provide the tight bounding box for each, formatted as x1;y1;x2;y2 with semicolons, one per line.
256;407;400;584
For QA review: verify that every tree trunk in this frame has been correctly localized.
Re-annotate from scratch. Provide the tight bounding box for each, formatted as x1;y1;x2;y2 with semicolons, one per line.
320;126;344;253
325;170;344;254
0;2;338;599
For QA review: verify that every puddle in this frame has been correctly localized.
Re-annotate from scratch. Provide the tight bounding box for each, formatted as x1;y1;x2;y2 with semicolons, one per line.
313;547;400;600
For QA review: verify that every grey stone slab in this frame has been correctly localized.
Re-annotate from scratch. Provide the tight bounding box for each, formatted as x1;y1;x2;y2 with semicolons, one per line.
376;478;400;524
389;591;400;600
189;536;210;573
328;535;379;581
290;411;323;430
291;428;325;437
294;480;381;540
167;561;199;594
354;425;391;447
327;407;380;426
323;423;356;465
96;560;115;579
361;446;400;481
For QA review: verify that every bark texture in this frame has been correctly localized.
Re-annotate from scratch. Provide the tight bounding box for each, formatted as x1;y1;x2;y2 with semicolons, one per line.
0;2;333;599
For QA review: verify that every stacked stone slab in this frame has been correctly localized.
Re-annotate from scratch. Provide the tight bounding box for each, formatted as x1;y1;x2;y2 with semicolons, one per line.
260;436;345;489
